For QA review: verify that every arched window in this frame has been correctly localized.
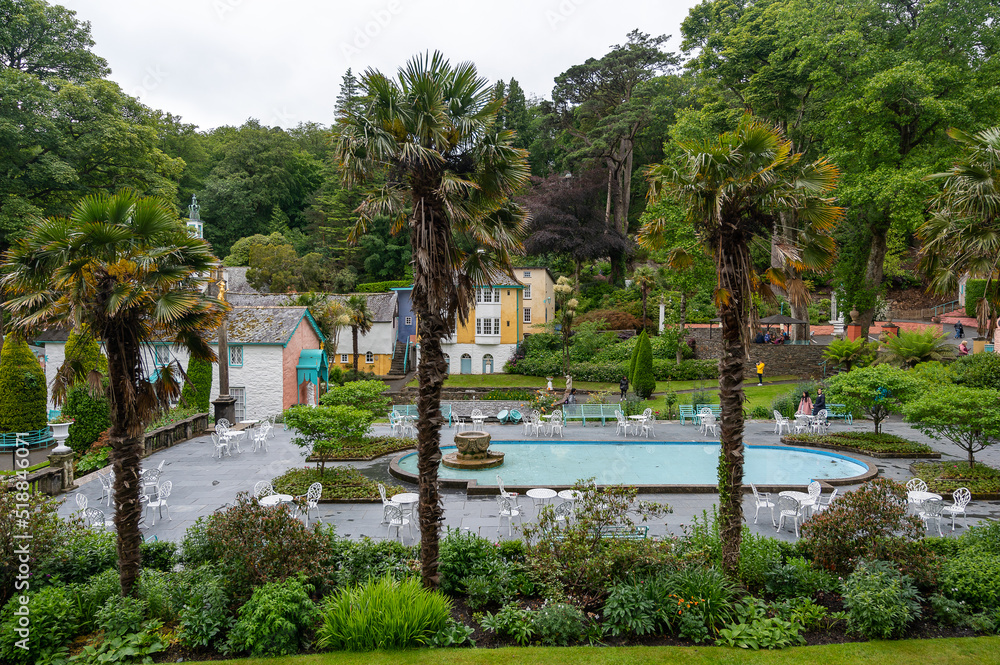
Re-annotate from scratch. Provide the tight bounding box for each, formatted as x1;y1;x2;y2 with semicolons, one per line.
482;354;494;374
365;351;374;364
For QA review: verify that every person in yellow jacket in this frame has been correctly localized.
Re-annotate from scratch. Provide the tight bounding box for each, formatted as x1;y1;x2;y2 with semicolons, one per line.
756;360;765;386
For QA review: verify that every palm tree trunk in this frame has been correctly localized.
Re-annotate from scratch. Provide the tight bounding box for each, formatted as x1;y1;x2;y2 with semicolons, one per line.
717;242;748;579
352;327;359;373
413;310;446;589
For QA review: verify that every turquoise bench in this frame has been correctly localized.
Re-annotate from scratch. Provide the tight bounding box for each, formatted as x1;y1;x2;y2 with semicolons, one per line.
391;403;452;426
679;404;696;425
0;429;53;453
826;404;852;425
597;525;648;540
561;403;616;426
696;404;722;418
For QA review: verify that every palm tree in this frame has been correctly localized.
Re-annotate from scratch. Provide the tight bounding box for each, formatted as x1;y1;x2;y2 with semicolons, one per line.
336;52;530;587
345;294;373;374
2;190;225;596
632;265;656;331
920;127;1000;340
640;114;842;576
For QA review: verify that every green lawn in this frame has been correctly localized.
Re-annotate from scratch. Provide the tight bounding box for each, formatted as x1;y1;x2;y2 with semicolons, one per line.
644;381;794;418
189;637;1000;665
407;373;799;398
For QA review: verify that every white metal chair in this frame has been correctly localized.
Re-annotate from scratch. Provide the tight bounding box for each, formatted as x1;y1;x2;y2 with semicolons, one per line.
916;497;945;537
814;488;839;513
217;418;231;429
296;482;322;526
496;495;522;536
75;493;88;513
496;475;521;510
522;410;539;436
943;487;971;530
97;470;114;506
640;414;657;438
470;408;485;429
803;480;822;516
141;468;161;497
156;459;165;472
211;431;231;458
388;411;402;436
548;410;564;437
793;415;812;435
553;500;574;525
254;480;276;500
750;482;776;526
615;410;629;437
378;482;401;523
775;495;803;537
773;410;791;436
146;481;172;525
83;507;114;530
384;504;411;542
906;478;928;493
811;409;829;434
251;425;268;452
701;412;719;437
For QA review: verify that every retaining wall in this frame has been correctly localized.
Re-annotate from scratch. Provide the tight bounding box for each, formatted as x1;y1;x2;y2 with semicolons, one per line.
684;328;828;379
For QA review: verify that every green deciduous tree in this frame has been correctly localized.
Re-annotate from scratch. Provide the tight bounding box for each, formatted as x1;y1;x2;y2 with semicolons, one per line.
826;363;919;434
282;404;374;475
336;52;530;588
2;190;226;597
903;385;1000;469
641;113;842;577
0;0;109;83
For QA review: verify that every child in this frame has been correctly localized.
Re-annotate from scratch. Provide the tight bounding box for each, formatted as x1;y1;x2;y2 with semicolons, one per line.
756;360;765;386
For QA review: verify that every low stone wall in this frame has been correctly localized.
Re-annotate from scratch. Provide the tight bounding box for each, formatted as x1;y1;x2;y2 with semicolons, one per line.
1;466;64;495
684;328;828;379
143;413;209;456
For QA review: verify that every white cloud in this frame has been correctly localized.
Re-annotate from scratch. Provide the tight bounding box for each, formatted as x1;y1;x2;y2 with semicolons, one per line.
58;0;699;130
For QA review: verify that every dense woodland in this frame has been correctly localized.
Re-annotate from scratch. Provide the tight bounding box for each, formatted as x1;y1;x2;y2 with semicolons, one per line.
2;0;999;325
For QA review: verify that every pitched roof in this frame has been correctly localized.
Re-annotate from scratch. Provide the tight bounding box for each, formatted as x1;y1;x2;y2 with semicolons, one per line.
224;266;264;294
220;306;320;345
326;292;397;322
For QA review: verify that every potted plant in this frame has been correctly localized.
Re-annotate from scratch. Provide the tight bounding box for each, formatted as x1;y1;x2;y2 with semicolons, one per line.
48;413;75;454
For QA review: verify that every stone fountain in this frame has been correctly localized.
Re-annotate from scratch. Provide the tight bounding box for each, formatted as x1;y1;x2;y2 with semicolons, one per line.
442;430;504;470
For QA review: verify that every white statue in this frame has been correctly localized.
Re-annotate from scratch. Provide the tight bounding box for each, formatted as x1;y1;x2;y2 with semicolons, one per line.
306;381;316;407
546;376;553;391
565;375;573;392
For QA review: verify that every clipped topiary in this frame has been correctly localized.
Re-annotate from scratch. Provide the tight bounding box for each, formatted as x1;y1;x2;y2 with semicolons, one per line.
180;356;213;412
632;331;656;399
63;384;111;453
627;332;641;386
0;333;47;433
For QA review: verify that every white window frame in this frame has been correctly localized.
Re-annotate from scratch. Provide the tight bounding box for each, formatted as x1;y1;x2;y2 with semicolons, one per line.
524;284;531;299
229;345;243;367
524;308;531;323
365;351;374;364
493;288;500;302
340;354;348;363
231;386;246;422
405;316;412;326
476;318;482;335
494;317;500;334
523;270;531;278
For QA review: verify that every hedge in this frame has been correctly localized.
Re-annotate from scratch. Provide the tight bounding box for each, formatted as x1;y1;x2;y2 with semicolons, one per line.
63;385;111;453
964;279;999;318
180;356;213;412
0;334;47;433
355;280;410;293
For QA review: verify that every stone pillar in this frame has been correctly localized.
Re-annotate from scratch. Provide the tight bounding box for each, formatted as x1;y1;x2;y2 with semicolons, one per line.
659;298;666;334
829;291;838;323
846;309;862;341
48;449;76;492
212;395;237;425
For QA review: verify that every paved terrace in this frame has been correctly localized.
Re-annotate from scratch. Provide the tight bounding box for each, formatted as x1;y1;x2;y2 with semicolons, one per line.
57;416;1000;546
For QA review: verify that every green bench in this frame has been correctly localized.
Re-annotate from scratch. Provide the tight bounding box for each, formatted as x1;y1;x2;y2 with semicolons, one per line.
826;404;852;425
679;404;696;424
696;404;722;418
597;525;648;540
391;403;453;426
562;403;617;426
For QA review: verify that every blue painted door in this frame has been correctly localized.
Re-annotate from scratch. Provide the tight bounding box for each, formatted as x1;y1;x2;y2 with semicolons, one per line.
460;354;472;374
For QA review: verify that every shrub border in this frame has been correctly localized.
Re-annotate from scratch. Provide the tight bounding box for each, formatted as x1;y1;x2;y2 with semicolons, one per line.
780;435;940;459
907;461;1000;500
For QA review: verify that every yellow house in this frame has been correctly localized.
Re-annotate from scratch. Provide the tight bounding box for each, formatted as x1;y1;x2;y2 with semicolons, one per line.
442;279;524;374
514;266;556;334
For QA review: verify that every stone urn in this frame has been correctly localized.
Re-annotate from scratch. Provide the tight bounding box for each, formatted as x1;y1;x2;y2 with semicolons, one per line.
48;421;73;455
443;431;505;469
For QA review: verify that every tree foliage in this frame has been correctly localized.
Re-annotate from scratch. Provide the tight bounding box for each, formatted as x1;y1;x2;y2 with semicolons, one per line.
631;330;655;399
903;385;1000;468
877;328;954;368
0;333;46;432
0;0;109;83
180;356;213;412
827;363;920;434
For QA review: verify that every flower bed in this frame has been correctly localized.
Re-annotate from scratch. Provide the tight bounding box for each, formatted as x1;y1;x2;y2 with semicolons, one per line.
911;461;1000;498
782;432;938;457
271;466;405;501
305;435;415;461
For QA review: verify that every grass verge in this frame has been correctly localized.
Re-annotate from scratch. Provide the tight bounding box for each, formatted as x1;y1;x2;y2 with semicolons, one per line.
409;373;799;396
184;637;1000;665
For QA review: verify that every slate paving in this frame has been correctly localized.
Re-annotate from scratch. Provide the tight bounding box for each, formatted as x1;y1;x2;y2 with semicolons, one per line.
57;414;1000;547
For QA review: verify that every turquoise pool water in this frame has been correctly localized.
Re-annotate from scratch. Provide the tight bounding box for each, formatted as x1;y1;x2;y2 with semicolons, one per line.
394;442;869;486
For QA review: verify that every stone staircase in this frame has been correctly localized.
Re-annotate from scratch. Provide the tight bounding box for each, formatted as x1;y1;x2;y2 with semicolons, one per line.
387;341;408;377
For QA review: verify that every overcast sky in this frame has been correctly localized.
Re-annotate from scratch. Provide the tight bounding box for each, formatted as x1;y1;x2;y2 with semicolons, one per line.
55;0;701;131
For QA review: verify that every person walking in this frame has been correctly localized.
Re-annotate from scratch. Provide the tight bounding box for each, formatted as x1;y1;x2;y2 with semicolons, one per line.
756;360;765;386
812;387;826;416
797;391;813;415
619;376;629;400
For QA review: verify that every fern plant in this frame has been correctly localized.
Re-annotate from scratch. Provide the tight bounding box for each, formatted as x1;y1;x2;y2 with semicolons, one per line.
878;328;955;368
822;337;873;372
